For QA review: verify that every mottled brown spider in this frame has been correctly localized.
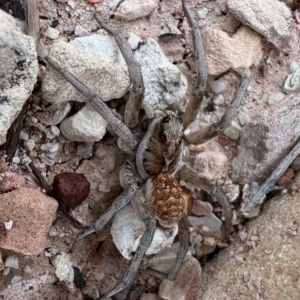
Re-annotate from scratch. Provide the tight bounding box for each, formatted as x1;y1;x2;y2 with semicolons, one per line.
45;0;249;298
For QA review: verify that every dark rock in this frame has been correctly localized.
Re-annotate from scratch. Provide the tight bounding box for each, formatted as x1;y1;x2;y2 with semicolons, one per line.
53;172;90;209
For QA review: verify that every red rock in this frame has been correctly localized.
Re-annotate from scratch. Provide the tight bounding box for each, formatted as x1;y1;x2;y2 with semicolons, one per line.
0;158;8;173
218;134;232;147
0;172;25;192
191;200;213;216
277;168;294;186
0;187;58;255
53;173;90;209
87;0;101;3
159;257;202;300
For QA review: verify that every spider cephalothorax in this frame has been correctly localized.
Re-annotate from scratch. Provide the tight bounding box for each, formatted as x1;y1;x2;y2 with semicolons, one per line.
137;111;184;179
45;0;249;298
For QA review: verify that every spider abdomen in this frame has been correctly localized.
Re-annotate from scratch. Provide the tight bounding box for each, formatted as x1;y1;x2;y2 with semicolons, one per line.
152;173;184;225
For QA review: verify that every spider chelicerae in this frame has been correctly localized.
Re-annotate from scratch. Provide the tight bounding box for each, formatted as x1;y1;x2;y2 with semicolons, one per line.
45;0;249;298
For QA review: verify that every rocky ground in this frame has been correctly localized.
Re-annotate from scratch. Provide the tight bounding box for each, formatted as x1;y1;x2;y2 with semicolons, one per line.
0;0;300;299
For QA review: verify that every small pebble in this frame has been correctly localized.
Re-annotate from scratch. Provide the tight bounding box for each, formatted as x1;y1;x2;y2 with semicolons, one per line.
68;0;76;9
24;266;32;274
46;27;59;39
208;78;228;94
53;173;91;209
11;276;22;285
224;121;241;140
201;226;210;233
213;94;225;106
5;256;19;269
203;237;215;247
74;25;89;37
197;8;208;19
4;220;13;230
290;61;299;73
3;267;10;276
238;111;250;125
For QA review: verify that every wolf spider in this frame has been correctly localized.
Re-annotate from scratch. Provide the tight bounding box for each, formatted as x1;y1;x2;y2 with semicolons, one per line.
45;0;249;298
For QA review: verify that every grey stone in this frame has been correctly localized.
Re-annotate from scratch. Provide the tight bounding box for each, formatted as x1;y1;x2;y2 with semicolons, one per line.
5;256;19;269
135;39;187;112
283;68;300;94
238;111;250;125
227;0;292;45
188;214;222;236
147;242;191;274
74;25;89;37
231;97;300;184
0;10;38;145
115;0;158;21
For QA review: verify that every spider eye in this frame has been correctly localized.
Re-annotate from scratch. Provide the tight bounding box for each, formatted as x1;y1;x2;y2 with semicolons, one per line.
162;116;170;123
160;131;167;141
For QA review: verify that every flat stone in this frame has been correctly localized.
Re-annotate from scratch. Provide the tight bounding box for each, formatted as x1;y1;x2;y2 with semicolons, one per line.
227;0;292;44
191;200;213;216
146;242;192;274
0;187;58;255
203;26;262;75
188;214;222;236
115;0;159;21
0;10;38;145
158;257;202;300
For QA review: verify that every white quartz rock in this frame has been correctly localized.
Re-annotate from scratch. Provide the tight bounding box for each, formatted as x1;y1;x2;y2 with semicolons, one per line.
111;204;178;260
60;104;107;142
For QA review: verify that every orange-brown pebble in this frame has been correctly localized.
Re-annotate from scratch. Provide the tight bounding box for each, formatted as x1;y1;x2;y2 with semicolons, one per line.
87;0;101;3
181;187;193;214
277;168;294;186
152;173;184;224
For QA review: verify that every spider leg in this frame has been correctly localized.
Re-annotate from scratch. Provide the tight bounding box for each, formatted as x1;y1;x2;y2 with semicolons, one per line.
100;206;156;299
167;213;190;281
94;14;145;130
45;57;138;150
185;68;250;144
179;164;232;235
181;0;207;128
69;162;139;253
